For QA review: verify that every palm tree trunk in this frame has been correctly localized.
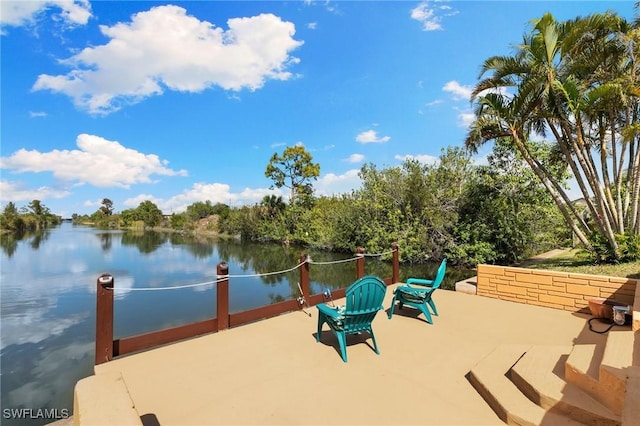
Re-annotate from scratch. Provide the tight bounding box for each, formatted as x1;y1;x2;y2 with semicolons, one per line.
629;140;640;232
610;110;627;232
563;121;621;258
546;121;593;231
600;112;622;232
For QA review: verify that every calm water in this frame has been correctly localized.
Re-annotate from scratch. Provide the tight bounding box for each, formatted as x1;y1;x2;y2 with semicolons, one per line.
0;223;472;424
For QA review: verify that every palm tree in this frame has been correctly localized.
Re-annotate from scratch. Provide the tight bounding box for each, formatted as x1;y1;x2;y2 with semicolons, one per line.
466;12;640;260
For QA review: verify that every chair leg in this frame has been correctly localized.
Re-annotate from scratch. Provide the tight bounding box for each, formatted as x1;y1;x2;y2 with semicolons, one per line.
336;331;348;362
427;298;438;316
419;304;433;324
388;294;398;319
369;328;380;354
316;314;325;342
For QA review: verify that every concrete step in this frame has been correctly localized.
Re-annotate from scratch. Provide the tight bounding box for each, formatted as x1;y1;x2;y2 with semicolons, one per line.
635;331;640;368
565;344;601;396
468;344;583;425
622;366;640;426
510;345;619;425
600;330;635;417
566;330;636;417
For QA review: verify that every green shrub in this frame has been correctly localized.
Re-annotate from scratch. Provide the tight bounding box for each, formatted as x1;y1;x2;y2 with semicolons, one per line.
584;232;640;263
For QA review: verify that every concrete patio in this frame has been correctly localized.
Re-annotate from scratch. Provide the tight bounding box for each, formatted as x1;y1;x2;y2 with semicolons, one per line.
74;283;639;425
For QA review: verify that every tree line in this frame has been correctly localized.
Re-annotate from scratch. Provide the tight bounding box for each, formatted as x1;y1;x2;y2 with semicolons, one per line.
63;143;571;267
0;200;62;233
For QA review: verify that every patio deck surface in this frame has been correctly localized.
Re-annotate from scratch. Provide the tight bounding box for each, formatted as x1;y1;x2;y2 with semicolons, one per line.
92;284;607;425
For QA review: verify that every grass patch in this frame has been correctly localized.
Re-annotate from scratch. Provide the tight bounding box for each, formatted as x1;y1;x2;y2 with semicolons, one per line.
527;249;640;279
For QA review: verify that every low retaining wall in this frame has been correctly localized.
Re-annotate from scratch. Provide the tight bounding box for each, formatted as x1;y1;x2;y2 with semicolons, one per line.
476;265;638;316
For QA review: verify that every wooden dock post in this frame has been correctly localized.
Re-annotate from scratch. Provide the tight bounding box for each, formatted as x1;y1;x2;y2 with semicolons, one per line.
299;253;310;301
95;274;114;365
356;247;365;278
217;262;229;331
392;242;399;284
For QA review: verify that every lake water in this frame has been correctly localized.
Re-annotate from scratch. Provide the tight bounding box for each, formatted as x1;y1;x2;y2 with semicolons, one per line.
0;223;472;425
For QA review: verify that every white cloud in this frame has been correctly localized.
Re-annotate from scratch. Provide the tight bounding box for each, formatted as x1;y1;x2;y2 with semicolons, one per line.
394;154;438;165
83;198;103;208
146;169;365;210
345;153;365;163
122;193;165;209
355;129;391;144
304;0;339;14
1;307;87;350
125;182;284;213
410;1;457;31
0;133;188;188
458;111;475;128
443;80;473;101
29;111;48;118
472;154;489;167
442;81;480;128
32;6;303;114
0;0;91;30
0;180;70;203
529;131;548;142
307;22;318;30
315;169;361;196
126;166;367;212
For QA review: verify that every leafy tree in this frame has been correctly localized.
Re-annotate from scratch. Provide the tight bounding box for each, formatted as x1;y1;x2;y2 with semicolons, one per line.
260;195;286;219
186;200;217;221
456;139;569;264
2;202;18;217
118;201;163;228
265;145;320;205
28;200;47;217
210;202;230;221
0;200;60;231
421;147;475;260
466;11;640;261
170;212;189;230
136;200;163;228
0;202;24;231
100;198;114;216
119;208;138;227
351;149;473;262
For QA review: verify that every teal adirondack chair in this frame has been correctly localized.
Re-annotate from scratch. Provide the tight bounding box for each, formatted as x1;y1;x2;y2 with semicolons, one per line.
388;259;447;324
316;275;387;362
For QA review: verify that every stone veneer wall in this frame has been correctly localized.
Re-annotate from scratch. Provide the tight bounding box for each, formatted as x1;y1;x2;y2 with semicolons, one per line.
476;264;638;314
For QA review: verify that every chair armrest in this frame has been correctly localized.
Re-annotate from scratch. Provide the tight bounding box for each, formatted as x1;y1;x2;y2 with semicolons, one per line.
395;286;434;296
317;303;342;318
406;277;435;288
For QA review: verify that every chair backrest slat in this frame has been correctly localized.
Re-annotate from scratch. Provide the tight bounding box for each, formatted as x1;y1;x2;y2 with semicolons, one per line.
343;276;386;332
432;259;447;289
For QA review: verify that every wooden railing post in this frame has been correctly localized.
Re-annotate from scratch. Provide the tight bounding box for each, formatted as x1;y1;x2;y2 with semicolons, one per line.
356;247;365;279
217;262;229;331
392;242;399;284
95;274;114;365
299;253;310;299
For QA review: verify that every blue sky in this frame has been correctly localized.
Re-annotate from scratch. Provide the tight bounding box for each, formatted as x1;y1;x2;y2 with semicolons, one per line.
1;1;636;218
